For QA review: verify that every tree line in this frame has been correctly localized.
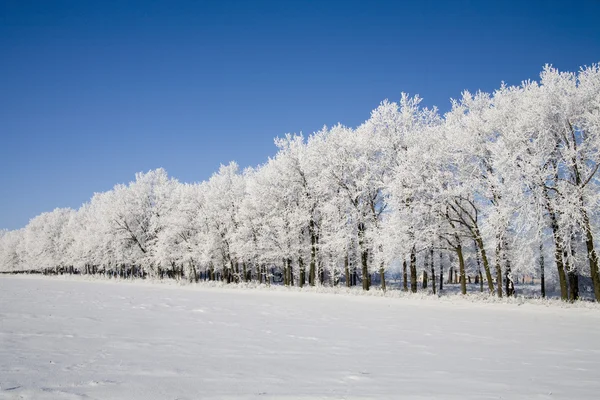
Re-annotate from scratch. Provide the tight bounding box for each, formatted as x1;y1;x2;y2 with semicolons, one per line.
1;64;599;302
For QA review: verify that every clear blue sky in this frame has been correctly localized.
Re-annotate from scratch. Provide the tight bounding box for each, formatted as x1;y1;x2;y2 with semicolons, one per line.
1;0;599;230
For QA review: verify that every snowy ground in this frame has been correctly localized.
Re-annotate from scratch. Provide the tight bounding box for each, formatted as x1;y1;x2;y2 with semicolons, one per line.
1;276;599;400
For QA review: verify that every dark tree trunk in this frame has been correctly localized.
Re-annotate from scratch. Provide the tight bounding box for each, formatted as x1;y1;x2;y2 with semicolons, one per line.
299;257;305;288
410;247;417;293
439;250;443;292
430;246;436;295
361;247;369;291
318;258;324;286
192;261;198;283
402;260;408;291
565;242;579;301
581;208;600;302
309;219;317;286
539;242;545;298
505;259;514;297
495;240;503;298
474;232;495;294
456;238;467;295
570;136;600;301
359;222;370;291
474;240;484;293
344;255;350;288
567;267;579;302
544;186;568;300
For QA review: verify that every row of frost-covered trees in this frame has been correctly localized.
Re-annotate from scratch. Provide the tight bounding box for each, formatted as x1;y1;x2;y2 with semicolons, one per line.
1;65;600;301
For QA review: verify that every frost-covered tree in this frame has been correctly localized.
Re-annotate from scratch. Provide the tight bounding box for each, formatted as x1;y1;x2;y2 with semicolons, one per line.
201;163;245;283
2;63;599;302
17;208;73;273
0;229;23;272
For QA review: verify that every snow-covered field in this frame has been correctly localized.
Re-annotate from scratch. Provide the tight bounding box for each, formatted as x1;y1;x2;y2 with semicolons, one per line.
1;276;599;399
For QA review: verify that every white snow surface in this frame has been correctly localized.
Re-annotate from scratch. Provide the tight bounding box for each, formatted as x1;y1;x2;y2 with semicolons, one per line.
1;276;599;400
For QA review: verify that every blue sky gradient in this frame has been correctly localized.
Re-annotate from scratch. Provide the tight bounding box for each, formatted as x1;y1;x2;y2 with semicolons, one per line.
1;0;599;230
